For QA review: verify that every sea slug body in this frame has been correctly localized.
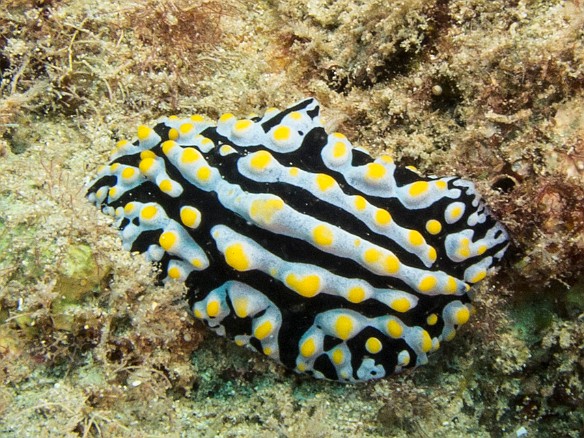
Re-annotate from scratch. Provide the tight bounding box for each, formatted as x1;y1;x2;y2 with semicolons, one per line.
87;98;509;382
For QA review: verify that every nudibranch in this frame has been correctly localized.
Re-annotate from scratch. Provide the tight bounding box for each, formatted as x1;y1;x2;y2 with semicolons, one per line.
87;98;509;382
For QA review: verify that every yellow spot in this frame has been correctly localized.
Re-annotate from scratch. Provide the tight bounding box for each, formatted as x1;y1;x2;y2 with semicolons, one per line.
387;320;403;338
194;308;203;319
254;320;273;340
168;115;179;120
201;137;213;148
121;167;136;180
233;297;249;318
96;187;108;200
449;206;463;221
219;145;235;155
445;330;456;341
363;248;381;264
263;347;273;356
418;275;437;293
455;306;470;325
181;148;202;164
249;197;285;224
331;348;344;365
285;273;321;298
190;114;205;122
409;181;429;197
427;246;437;263
300;337;316;357
116;139;129;149
354;195;367;211
296;362;307;372
458;238;471;258
207;300;220;318
436;180;447;190
110;163;121;172
312;224;334;246
168;266;181;279
235;338;246;346
332;142;347;158
427;313;438;325
249;150;272;171
159;231;177;251
168;128;179;140
191;258;203;268
379;154;394;164
159;179;173;193
421;330;432;352
140;150;156;159
408;230;424;246
334;314;354;340
180;206;201;229
365;337;382;354
139;157;156;175
140;205;158;220
196;166;212;182
233;119;253;135
289;167;299;177
224;243;250;271
316;173;336;191
137;125;152;141
219;113;235;123
179;123;194;135
470;270;487;283
459;245;471;258
374;209;392;226
347;286;366;303
390;297;411;313
332;132;346;140
444;276;458;294
383;254;400;274
290;111;302;120
108;187;118;198
398;351;410;365
365;163;386;181
161;140;176;155
477;244;488;255
273;125;291;142
124;202;136;214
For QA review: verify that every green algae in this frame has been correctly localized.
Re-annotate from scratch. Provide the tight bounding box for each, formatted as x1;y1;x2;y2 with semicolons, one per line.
0;220;50;282
51;243;109;331
564;277;584;318
510;294;556;346
54;244;104;302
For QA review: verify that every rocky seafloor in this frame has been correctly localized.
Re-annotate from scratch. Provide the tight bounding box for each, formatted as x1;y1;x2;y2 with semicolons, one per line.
0;0;582;436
